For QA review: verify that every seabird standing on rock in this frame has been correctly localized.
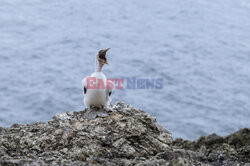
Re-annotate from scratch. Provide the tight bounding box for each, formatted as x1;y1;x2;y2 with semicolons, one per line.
82;48;113;108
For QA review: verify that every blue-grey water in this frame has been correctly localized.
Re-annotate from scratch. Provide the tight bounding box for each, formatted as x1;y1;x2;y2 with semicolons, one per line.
0;0;250;140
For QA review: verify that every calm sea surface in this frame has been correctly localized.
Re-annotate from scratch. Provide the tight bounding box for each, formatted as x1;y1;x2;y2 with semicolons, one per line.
0;0;250;139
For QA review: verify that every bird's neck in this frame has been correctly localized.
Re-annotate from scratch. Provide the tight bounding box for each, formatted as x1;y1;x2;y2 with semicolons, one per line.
95;58;104;72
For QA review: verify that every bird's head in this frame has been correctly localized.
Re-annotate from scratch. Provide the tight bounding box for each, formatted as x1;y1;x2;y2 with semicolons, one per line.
98;48;110;65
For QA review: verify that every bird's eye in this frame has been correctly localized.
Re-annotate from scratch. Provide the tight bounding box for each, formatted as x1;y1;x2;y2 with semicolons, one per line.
99;54;105;60
99;53;106;61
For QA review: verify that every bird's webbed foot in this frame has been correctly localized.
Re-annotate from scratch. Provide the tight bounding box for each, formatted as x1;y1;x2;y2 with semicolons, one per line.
89;105;105;111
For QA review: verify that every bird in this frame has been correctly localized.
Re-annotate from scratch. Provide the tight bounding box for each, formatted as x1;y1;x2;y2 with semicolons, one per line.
82;48;113;108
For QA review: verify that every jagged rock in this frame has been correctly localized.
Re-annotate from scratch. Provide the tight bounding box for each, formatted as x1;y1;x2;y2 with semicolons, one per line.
0;102;249;166
173;128;250;166
0;103;172;165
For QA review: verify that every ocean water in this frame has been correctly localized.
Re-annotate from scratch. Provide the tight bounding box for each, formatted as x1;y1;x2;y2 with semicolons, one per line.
0;0;250;140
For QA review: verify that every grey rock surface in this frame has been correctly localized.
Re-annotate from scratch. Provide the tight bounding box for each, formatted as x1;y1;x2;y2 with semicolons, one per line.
0;102;249;166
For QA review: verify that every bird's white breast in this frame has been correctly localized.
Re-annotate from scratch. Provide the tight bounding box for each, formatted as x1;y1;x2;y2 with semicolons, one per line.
84;72;109;107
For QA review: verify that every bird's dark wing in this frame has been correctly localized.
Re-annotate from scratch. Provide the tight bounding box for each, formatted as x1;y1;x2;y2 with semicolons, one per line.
106;79;114;104
82;77;89;95
84;87;87;94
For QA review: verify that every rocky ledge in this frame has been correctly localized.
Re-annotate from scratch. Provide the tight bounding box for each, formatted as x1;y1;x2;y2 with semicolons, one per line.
0;103;249;166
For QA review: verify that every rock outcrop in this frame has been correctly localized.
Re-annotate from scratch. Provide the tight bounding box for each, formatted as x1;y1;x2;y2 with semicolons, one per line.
173;128;250;166
0;103;249;165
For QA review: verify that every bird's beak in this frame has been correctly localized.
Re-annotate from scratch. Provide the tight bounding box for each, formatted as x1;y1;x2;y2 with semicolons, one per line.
104;48;110;65
104;48;110;53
